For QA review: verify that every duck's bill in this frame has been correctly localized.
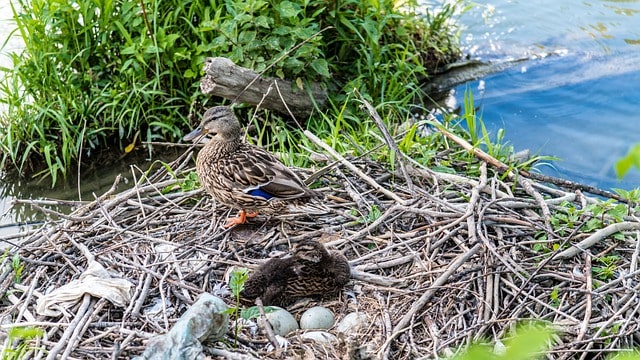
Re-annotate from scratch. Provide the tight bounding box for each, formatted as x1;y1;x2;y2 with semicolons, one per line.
183;126;204;142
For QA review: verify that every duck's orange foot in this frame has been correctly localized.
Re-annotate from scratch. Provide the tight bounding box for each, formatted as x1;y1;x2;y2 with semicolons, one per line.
224;210;260;228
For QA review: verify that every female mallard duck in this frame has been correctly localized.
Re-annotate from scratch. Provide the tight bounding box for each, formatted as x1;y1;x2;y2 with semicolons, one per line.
184;106;320;227
241;239;351;307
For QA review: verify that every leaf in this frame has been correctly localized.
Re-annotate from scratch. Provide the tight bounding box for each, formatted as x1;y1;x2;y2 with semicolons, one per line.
184;68;196;78
229;268;249;295
240;306;261;320
276;1;302;19
310;58;330;78
502;323;555;359
611;351;640;359
8;326;44;340
125;131;139;153
241;305;277;320
254;15;271;28
453;344;494;360
615;144;640;178
220;307;237;315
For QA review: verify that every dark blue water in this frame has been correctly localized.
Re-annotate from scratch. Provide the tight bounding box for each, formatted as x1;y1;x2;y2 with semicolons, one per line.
452;0;640;191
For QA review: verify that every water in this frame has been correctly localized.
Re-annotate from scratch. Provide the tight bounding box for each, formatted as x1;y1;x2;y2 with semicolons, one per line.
451;0;640;190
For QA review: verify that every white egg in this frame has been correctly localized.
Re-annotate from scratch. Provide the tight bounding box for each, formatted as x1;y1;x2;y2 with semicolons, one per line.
300;331;338;343
264;307;299;336
299;306;335;330
336;312;368;334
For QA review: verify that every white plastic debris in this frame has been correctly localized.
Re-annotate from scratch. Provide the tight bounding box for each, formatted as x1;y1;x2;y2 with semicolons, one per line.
36;259;133;317
134;293;229;360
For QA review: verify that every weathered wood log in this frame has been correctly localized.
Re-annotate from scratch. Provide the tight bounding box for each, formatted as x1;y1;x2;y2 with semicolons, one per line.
200;57;327;118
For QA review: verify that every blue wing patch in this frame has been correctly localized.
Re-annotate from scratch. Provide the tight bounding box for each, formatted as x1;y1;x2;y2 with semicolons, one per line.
247;188;274;200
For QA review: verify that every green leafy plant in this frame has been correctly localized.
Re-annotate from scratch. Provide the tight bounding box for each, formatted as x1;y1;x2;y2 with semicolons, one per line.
610;350;640;360
613;187;640;215
452;322;640;360
549;287;560;308
178;171;201;192
549;201;581;237
366;204;383;223
2;250;25;285
615;143;640;178
221;267;249;347
1;326;44;360
221;267;274;347
452;322;555;360
11;254;24;284
593;255;620;282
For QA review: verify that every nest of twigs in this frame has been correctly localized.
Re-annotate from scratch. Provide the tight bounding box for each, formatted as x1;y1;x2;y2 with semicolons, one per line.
2;125;640;360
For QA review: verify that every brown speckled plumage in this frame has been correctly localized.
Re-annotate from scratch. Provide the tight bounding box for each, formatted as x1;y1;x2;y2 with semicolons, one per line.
184;106;319;226
241;239;351;307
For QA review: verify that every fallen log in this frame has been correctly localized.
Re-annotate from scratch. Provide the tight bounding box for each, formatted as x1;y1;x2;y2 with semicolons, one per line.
200;57;328;118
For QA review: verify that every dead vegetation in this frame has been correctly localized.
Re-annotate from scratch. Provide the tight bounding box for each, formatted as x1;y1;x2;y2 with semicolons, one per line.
2;127;640;360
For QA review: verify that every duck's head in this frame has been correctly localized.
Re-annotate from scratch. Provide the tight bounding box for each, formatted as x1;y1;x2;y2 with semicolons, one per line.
293;240;328;263
184;106;243;143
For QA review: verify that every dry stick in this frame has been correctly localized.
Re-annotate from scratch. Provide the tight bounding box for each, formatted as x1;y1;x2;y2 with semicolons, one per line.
14;276;40;323
350;269;405;287
113;331;138;360
77;119;87;202
349;204;402;240
62;299;103;359
255;298;280;353
379;242;483;355
131;169;148;222
500;277;581;323
579;281;640;354
527;171;623;202
45;294;93;360
436;125;553;224
617;301;640;349
159;267;171;331
303;130;406;204
355;89;414;192
354;253;416;271
376;292;393;360
576;254;593;360
208;349;261;360
556;222;640;259
130;261;155;318
405;156;512;200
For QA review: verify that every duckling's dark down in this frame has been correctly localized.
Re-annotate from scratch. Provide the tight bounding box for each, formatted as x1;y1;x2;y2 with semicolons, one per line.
241;239;351;307
184;106;320;227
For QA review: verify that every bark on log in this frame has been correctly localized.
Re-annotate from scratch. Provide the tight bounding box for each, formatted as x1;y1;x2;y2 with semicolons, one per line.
200;57;328;118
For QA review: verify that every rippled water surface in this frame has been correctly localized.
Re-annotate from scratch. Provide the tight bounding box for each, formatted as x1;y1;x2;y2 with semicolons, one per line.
453;0;640;190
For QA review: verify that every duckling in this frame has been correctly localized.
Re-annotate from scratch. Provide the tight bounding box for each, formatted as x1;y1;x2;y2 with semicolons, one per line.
184;106;319;227
241;239;351;307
